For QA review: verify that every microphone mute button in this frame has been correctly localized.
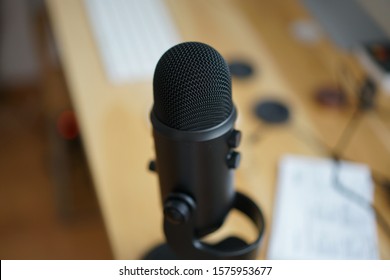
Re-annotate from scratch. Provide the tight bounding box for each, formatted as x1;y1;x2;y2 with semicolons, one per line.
227;129;241;148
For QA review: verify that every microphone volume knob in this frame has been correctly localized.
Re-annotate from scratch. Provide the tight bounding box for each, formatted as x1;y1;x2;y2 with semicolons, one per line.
148;160;157;172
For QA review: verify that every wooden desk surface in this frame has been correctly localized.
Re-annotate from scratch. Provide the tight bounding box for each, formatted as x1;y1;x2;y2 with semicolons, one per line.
46;0;390;259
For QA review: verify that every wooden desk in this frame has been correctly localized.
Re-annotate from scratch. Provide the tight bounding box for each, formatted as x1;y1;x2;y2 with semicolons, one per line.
46;0;390;259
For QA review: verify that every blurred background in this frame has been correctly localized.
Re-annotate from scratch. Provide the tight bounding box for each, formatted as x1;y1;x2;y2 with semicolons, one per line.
1;0;390;259
0;0;112;259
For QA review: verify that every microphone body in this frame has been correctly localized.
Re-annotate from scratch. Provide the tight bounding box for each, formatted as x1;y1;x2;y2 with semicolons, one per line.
151;108;237;237
151;41;240;238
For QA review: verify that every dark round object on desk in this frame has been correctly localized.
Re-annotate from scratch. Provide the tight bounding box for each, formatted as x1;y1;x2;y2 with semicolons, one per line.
254;100;290;124
315;86;347;108
228;60;254;78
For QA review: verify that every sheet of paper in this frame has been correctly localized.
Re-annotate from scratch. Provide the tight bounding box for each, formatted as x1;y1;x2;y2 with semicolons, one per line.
267;155;379;259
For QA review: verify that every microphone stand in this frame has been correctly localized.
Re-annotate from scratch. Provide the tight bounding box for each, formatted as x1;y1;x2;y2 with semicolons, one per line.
143;183;265;259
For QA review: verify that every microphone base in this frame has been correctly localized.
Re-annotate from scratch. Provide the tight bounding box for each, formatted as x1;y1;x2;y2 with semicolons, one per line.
143;244;178;260
143;237;249;260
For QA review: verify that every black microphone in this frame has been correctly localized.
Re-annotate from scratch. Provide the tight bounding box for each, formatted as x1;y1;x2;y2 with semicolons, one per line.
151;42;241;238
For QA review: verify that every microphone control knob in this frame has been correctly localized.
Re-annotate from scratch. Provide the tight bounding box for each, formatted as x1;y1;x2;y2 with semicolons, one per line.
148;160;157;172
226;151;241;169
163;198;191;225
228;129;241;148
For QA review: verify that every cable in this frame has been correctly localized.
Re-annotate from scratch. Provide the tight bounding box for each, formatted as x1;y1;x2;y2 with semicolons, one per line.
332;159;390;239
291;116;390;191
251;46;390;240
283;115;390;239
374;107;390;133
332;107;362;156
289;123;331;155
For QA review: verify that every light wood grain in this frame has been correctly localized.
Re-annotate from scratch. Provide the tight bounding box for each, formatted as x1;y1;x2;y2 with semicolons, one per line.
46;0;390;259
235;0;390;258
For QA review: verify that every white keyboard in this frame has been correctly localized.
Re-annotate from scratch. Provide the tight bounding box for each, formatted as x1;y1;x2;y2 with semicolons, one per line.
84;0;181;84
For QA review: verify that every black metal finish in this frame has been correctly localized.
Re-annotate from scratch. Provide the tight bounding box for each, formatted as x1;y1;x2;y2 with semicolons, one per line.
163;193;196;225
151;108;237;237
148;160;157;172
227;129;242;148
144;192;265;260
147;42;265;260
226;151;241;169
143;244;179;260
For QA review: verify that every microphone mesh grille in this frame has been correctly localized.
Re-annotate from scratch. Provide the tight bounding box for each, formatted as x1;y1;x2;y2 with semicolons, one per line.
153;42;232;131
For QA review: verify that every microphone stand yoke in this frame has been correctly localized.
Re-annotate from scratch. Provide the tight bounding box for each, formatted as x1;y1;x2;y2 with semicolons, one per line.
144;191;265;260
